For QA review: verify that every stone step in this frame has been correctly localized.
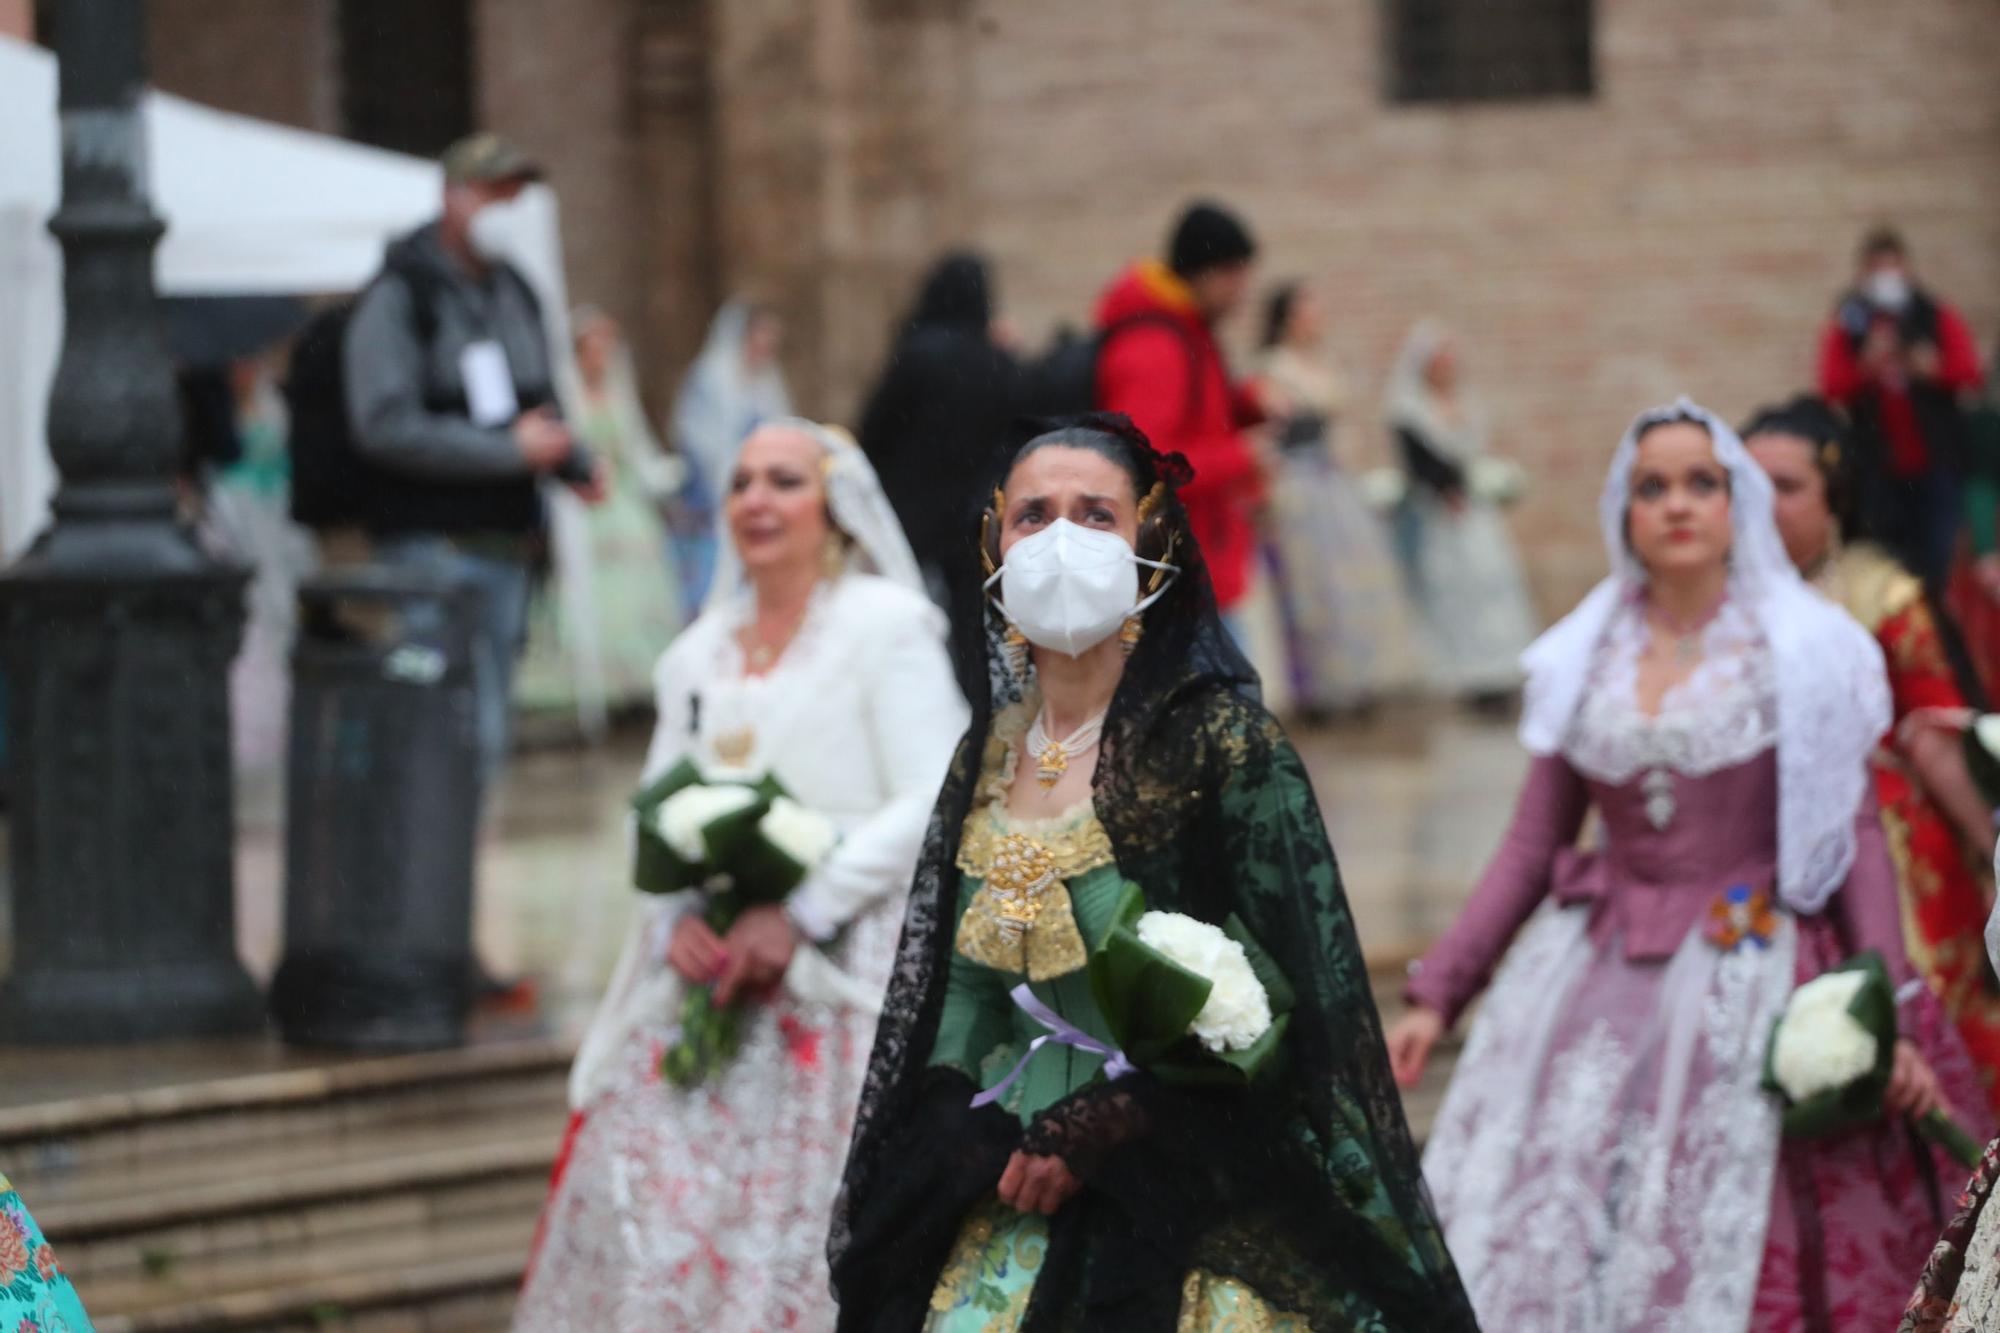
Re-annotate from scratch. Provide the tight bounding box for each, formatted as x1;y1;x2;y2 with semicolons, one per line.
88;1214;533;1332
1;1038;571;1199
0;1038;573;1328
45;1124;560;1289
22;1100;560;1218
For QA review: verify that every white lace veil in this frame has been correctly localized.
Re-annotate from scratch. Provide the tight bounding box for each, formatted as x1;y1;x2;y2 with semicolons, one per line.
1382;319;1489;462
670;299;795;509
1519;396;1890;916
706;417;926;607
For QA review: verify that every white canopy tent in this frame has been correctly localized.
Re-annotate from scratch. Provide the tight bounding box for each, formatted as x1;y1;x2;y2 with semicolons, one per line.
0;33;579;561
0;34;609;734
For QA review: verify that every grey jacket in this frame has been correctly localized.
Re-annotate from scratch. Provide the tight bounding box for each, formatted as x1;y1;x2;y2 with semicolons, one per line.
342;224;557;482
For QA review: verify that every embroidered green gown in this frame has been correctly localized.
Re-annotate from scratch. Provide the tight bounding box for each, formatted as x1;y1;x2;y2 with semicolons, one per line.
921;702;1425;1331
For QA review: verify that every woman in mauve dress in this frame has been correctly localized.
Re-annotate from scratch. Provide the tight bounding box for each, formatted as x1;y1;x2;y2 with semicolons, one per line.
1385;398;1989;1332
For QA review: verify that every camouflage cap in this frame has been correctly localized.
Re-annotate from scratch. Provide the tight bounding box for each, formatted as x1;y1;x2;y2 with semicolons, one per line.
440;132;544;186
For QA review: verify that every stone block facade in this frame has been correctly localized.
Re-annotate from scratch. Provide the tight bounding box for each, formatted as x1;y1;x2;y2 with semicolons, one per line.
138;0;2000;615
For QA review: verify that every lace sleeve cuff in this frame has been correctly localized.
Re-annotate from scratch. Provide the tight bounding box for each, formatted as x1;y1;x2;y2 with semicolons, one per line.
784;885;840;943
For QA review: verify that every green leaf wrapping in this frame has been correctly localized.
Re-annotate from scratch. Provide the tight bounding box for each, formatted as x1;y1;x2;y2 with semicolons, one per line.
1964;722;2000;809
727;834;813;904
1921;1107;1986;1169
1085;882;1294;1086
630;757;708;895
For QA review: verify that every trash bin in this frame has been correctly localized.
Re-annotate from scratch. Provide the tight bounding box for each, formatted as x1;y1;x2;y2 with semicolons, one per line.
270;567;481;1048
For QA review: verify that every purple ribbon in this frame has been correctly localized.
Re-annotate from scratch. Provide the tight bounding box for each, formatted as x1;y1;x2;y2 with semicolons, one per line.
970;982;1135;1109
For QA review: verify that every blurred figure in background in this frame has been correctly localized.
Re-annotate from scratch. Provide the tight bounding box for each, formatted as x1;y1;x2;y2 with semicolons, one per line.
339;133;601;787
859;252;1026;699
1385;321;1536;709
1257;281;1422;719
175;364;245;503
1818;227;1983;588
669;299;792;616
1093;201;1273;641
516;309;686;730
1745;395;2000;1112
207;350;314;773
1948;352;2000;700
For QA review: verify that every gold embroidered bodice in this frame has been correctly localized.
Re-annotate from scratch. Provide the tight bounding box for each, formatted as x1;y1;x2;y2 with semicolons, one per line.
951;699;1114;981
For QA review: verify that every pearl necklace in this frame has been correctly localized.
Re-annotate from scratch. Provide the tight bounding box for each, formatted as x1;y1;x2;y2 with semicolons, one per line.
1648;595;1727;668
1025;707;1108;788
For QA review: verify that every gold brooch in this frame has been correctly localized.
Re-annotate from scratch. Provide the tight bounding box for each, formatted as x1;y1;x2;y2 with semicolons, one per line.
954;830;1088;979
987;834;1059;938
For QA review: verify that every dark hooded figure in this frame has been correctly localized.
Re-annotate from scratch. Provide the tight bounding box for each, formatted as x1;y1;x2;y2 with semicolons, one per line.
858;253;1027;687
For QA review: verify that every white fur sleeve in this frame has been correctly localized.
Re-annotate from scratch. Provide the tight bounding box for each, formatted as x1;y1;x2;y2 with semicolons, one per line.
785;600;967;937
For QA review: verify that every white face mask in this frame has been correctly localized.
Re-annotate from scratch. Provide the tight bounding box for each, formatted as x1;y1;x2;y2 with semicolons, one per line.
985;519;1178;658
467;199;520;262
1866;269;1911;311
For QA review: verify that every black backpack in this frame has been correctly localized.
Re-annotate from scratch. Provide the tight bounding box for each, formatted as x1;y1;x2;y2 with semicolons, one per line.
285;255;544;530
1025;311;1203;422
285;261;444;530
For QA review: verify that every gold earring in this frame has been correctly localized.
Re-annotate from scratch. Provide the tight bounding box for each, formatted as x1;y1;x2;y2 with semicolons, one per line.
822;531;846;579
1119;614;1143;656
1003;623;1030;681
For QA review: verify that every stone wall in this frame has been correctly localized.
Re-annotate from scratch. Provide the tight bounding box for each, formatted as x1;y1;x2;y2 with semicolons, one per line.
148;0;337;133
953;0;2000;615
476;0;652;376
704;0;973;416
136;0;2000;613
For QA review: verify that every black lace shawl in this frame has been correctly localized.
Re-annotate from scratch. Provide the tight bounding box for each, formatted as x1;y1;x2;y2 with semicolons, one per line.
828;432;1477;1331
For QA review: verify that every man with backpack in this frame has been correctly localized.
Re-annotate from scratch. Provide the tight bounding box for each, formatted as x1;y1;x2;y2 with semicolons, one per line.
1092;201;1274;629
303;132;599;788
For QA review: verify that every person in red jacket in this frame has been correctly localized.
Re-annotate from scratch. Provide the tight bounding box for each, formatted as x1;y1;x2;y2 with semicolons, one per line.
1093;201;1273;622
1817;226;1985;586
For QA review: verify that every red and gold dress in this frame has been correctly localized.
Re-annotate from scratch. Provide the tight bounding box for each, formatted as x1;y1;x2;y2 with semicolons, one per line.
1824;544;2000;1114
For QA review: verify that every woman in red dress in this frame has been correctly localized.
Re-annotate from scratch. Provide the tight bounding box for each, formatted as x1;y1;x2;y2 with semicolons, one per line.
1747;395;2000;1113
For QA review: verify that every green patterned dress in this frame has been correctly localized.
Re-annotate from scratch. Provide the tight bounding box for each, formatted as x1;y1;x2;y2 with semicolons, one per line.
0;1172;93;1331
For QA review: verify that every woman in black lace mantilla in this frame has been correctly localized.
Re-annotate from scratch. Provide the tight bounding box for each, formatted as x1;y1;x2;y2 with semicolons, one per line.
829;415;1476;1331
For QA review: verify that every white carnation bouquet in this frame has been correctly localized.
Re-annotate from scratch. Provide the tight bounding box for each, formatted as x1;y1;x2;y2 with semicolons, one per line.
1762;951;1979;1167
1088;884;1293;1085
1467;456;1528;505
973;884;1294;1109
630;758;840;1085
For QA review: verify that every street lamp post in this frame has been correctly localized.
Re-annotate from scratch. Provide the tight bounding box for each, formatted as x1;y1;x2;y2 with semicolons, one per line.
0;0;260;1041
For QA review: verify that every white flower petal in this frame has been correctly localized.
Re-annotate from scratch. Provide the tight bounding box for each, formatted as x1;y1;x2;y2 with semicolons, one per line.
1771;971;1879;1102
655;783;758;862
759;797;839;869
1134;911;1273;1054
